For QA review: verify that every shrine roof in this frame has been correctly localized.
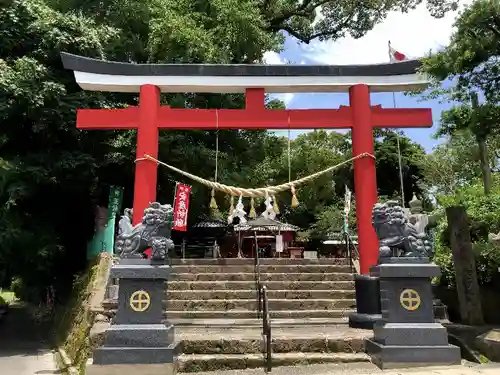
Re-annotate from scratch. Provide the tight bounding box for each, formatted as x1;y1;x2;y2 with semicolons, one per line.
192;220;228;228
60;52;429;94
234;217;299;232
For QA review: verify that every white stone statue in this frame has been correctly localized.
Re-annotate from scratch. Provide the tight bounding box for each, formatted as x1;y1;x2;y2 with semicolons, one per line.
118;208;134;235
408;194;429;234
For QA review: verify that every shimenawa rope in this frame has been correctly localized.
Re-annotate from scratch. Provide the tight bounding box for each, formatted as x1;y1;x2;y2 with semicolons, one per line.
135;152;375;198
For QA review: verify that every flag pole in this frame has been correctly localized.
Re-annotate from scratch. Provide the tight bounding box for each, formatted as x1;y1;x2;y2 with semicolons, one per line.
388;40;406;208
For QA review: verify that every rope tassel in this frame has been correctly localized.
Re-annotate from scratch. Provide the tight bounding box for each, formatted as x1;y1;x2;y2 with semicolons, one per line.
249;197;256;218
229;195;235;216
272;195;280;214
210;188;218;209
291;185;299;208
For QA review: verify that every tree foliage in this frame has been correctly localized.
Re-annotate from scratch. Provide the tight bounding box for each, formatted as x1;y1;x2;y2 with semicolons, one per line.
0;0;122;299
419;0;500;194
50;0;461;48
421;0;500;103
262;0;459;43
423;130;500;195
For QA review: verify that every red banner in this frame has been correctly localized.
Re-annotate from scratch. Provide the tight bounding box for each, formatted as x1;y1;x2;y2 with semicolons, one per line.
172;183;191;231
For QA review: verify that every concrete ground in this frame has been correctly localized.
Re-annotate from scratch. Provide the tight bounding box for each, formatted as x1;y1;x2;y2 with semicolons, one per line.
0;304;58;375
182;362;500;375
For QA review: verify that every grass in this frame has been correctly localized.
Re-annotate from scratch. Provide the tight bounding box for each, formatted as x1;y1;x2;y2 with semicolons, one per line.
53;253;113;374
0;290;16;304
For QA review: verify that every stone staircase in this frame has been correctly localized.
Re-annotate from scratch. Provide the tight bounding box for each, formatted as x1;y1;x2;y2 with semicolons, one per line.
98;258;371;372
167;258;371;372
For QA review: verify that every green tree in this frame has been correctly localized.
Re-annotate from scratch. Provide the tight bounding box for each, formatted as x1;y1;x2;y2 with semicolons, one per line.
0;0;13;7
422;130;500;195
420;0;500;194
373;130;428;205
0;0;122;302
51;0;460;50
421;0;500;103
262;0;459;43
428;103;500;194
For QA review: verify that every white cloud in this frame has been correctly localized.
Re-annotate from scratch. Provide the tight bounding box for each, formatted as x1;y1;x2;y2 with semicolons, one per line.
262;51;285;65
302;1;473;65
262;52;295;106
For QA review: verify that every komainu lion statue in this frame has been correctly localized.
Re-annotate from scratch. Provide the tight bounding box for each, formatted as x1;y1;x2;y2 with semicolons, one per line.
115;202;175;260
372;200;433;259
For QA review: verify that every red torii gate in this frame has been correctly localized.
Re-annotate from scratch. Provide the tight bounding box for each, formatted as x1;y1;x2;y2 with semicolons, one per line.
61;53;432;274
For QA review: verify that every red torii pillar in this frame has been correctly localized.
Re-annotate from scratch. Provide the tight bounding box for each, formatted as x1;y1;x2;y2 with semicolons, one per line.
77;85;432;274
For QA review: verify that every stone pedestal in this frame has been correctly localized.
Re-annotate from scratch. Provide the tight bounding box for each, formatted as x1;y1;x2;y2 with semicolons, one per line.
349;274;382;329
88;259;177;375
365;257;460;369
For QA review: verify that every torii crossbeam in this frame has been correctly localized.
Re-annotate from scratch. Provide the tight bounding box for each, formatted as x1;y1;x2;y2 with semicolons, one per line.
61;53;432;274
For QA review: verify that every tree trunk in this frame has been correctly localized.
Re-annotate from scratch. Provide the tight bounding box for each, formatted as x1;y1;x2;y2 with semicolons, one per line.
477;135;492;195
471;92;492;195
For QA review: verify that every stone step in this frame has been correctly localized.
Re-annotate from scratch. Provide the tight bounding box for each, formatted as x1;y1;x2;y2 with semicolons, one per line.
170;258;350;266
177;352;370;372
169;280;355;291
171;317;349;327
173;273;354;282
168;290;356;300
101;298;354;315
171;265;353;274
167;309;352;320
179;332;366;355
167;299;356;311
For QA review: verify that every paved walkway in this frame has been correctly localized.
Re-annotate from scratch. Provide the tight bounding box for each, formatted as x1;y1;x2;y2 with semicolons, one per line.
0;304;58;375
184;362;500;375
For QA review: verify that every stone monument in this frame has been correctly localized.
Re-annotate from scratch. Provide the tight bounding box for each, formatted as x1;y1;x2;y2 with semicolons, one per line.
88;202;177;375
365;200;461;369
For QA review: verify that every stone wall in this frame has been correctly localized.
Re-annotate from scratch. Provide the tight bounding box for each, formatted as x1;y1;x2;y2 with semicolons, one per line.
435;286;500;324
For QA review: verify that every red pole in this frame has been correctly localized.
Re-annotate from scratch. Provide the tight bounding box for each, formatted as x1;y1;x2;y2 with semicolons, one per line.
132;84;160;225
349;84;379;274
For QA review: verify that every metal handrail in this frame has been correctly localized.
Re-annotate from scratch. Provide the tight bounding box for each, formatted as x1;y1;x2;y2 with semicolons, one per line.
254;231;263;319
260;285;272;372
344;232;360;273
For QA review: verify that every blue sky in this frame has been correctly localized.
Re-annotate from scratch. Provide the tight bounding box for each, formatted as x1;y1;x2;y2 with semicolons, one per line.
264;2;472;153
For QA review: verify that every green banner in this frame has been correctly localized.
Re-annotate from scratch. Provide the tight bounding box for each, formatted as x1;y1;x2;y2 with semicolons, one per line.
107;186;124;219
87;186;124;259
102;186;124;255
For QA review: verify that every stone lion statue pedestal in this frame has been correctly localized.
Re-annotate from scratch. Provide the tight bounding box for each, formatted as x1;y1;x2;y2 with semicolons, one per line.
356;200;460;369
87;202;177;375
365;256;460;369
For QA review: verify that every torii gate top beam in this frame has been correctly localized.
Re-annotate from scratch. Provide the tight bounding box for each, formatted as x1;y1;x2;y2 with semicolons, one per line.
61;53;429;94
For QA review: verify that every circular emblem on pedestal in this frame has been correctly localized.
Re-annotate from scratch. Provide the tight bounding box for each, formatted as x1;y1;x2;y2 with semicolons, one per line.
399;289;421;311
129;290;151;312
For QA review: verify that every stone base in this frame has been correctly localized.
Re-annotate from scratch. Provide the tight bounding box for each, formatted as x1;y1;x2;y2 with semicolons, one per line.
87;363;176;375
349;274;381;330
93;344;177;364
373;322;449;346
104;324;175;347
365;339;461;369
348;312;382;329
